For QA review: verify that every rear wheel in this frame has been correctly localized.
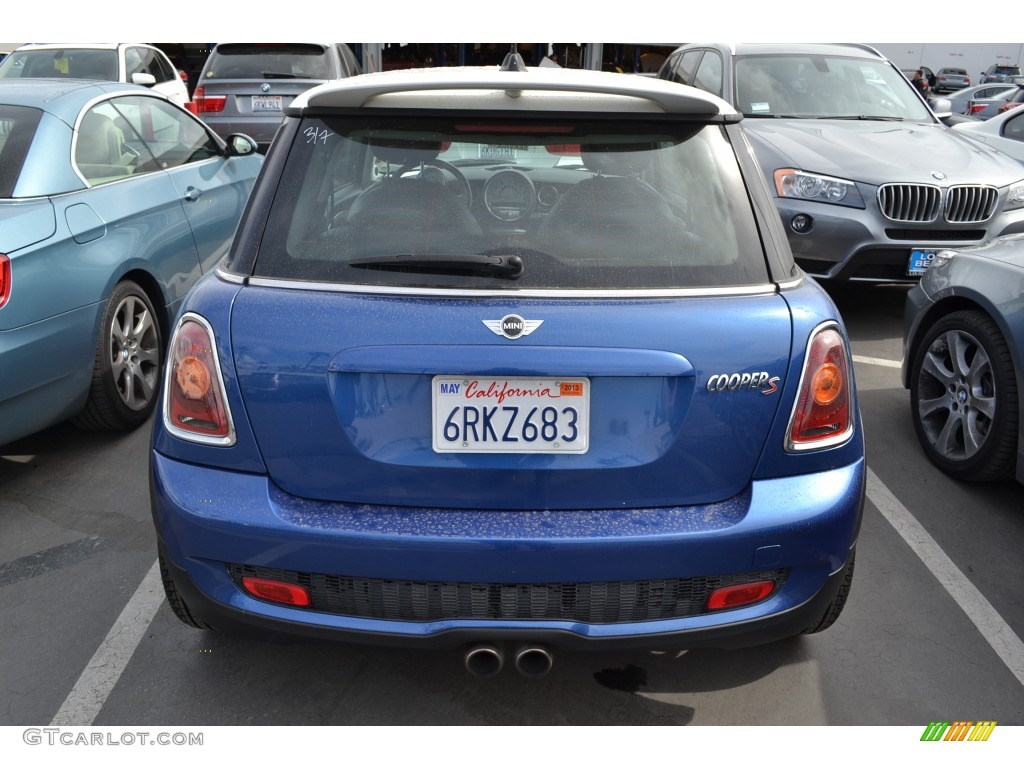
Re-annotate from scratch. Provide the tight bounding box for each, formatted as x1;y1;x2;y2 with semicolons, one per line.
909;310;1018;481
73;280;162;431
159;550;211;630
803;549;855;634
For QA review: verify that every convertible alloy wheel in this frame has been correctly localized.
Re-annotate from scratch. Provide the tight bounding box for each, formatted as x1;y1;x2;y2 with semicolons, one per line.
74;280;163;431
910;310;1018;481
108;291;160;411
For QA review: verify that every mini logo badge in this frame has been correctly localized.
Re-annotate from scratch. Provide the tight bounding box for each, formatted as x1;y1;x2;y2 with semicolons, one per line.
483;314;543;340
260;83;271;93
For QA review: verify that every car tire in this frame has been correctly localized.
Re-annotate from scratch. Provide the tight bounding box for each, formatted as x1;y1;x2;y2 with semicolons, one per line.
802;549;855;634
159;550;212;630
73;280;163;432
909;310;1018;482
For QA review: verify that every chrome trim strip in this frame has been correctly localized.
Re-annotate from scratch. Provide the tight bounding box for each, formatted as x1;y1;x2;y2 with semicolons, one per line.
216;268;246;285
776;276;804;291
242;277;777;299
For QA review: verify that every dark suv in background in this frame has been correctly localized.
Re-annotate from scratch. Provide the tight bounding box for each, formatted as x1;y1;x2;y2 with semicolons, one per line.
193;43;361;152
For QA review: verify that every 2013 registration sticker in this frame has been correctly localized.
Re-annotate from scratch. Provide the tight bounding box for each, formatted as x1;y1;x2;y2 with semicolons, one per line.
432;376;590;454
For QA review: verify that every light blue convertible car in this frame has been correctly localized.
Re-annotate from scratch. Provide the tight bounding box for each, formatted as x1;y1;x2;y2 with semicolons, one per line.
0;79;262;446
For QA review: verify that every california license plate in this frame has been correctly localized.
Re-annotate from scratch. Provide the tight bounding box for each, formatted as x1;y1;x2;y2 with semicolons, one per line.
432;376;590;454
908;248;938;276
251;95;282;112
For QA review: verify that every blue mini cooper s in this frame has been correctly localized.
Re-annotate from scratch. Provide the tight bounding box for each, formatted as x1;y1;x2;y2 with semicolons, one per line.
150;60;865;678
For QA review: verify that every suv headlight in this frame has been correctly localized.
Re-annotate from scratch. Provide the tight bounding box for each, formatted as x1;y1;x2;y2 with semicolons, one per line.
773;169;865;208
1006;180;1024;211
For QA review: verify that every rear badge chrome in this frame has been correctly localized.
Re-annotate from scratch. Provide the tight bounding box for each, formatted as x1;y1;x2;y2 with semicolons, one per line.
483;314;543;340
707;372;780;395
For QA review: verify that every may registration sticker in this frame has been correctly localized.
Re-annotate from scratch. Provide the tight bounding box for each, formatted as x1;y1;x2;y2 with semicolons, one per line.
432;376;590;454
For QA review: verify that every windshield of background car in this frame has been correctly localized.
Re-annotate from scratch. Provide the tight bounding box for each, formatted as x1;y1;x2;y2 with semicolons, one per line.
251;115;769;291
0;49;118;80
733;54;934;121
202;44;331;80
0;105;43;197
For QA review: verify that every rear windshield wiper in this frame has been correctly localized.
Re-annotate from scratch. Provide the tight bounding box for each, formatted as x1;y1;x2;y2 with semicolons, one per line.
261;71;302;79
348;253;524;280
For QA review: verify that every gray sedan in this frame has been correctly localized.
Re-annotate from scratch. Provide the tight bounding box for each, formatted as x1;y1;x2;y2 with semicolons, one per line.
945;83;1017;115
902;233;1024;484
966;84;1023;118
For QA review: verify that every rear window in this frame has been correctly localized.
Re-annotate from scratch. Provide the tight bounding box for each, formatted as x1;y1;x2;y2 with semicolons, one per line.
0;105;43;197
251;115;769;291
202;44;332;80
0;49;118;80
940;68;967;76
993;66;1022;75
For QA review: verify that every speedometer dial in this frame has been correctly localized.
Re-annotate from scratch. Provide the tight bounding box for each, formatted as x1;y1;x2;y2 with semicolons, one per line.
483;170;535;222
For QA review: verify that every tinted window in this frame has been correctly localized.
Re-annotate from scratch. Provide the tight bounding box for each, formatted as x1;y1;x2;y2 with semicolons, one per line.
692;52;723;96
202;44;333;80
0;105;42;197
0;48;117;80
668;50;702;85
252;116;768;290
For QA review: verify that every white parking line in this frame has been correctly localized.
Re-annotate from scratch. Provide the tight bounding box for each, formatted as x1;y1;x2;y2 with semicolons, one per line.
50;558;164;726
853;355;902;369
866;467;1024;688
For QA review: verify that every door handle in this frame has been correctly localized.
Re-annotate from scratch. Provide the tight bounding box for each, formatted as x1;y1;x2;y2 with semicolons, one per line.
183;186;202;202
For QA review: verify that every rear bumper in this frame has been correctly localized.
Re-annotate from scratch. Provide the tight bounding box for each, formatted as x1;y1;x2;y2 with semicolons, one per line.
152;452;865;650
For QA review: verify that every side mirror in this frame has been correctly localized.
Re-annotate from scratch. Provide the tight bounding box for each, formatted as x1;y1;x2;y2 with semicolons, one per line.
131;72;157;87
928;97;953;117
225;133;259;156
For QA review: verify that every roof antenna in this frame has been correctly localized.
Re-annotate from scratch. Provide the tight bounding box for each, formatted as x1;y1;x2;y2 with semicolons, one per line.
500;44;528;73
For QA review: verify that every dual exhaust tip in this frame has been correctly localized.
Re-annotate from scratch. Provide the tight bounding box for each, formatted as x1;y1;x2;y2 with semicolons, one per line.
464;644;553;678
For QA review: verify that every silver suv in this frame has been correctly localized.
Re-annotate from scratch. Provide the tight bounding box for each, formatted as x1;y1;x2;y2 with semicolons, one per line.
982;64;1022;83
658;43;1024;282
194;43;361;152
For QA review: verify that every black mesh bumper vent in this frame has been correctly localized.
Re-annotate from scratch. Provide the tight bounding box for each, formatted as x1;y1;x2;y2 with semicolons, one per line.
228;564;787;624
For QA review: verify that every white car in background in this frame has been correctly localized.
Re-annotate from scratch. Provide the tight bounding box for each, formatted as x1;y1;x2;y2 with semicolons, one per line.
953;103;1024;164
0;43;189;105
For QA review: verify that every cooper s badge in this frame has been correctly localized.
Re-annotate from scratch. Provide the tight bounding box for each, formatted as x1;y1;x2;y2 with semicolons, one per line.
706;371;780;395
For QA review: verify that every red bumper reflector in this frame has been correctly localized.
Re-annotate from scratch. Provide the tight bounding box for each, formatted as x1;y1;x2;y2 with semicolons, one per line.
706;580;776;611
241;577;311;606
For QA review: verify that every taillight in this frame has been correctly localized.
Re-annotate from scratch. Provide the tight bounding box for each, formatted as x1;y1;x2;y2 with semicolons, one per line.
0;255;10;309
192;86;226;113
163;313;235;445
786;323;854;451
969;102;987;114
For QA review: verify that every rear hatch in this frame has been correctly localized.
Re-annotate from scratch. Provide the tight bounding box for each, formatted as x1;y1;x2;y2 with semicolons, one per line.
228;105;794;510
231;290;793;510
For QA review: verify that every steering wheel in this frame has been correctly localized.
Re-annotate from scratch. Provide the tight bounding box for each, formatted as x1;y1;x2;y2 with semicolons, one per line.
397;159;473;209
